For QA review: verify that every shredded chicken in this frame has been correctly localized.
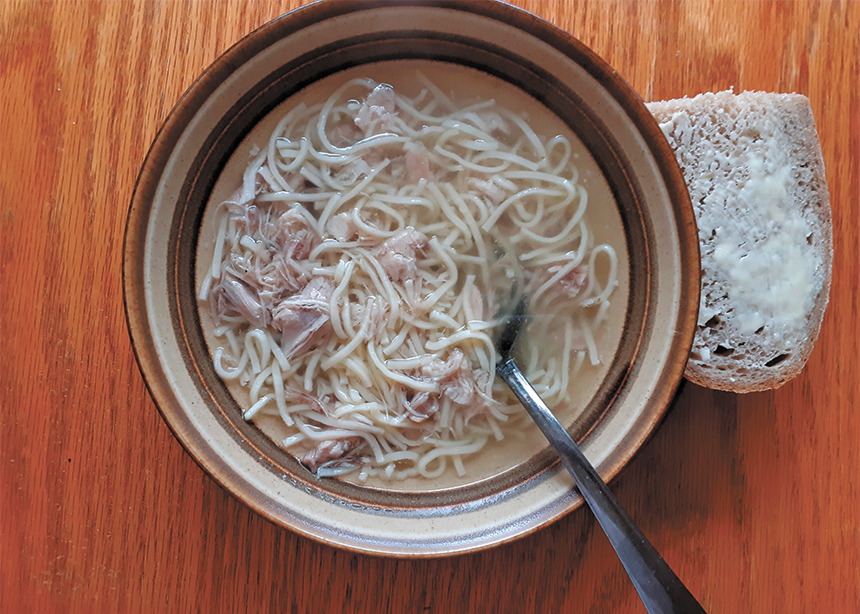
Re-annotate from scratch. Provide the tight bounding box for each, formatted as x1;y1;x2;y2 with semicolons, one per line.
420;349;480;406
256;253;308;298
217;275;269;327
463;283;485;321
327;212;358;242
355;83;397;135
301;437;362;471
334;159;371;186
274;209;318;261
534;265;588;299
405;146;432;183
350;298;388;337
375;228;428;281
404;391;438;423
402;349;488;421
272;278;335;358
209;207;322;326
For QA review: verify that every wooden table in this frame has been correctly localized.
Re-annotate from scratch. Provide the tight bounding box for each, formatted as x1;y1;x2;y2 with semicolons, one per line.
2;1;857;611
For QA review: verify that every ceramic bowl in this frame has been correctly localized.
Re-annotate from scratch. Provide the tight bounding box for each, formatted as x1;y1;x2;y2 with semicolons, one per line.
123;0;699;556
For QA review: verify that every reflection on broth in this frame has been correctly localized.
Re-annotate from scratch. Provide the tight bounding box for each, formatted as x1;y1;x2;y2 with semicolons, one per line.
196;61;628;490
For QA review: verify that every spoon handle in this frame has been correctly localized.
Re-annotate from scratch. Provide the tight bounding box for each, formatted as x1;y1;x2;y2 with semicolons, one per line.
497;359;706;614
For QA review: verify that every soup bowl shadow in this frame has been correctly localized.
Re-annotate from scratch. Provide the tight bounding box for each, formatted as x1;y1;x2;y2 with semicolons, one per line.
123;0;699;557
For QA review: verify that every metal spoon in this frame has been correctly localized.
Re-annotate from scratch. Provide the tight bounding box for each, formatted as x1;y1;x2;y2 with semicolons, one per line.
495;297;706;614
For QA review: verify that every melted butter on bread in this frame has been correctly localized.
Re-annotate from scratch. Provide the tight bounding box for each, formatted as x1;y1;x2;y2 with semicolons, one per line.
649;91;832;392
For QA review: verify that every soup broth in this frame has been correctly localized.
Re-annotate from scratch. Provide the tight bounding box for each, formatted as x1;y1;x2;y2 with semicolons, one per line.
196;61;629;491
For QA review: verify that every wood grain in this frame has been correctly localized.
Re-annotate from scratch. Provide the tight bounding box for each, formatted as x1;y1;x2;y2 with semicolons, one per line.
1;1;857;612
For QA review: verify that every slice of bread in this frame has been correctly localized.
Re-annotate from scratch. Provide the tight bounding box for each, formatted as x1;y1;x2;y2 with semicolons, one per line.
646;91;832;393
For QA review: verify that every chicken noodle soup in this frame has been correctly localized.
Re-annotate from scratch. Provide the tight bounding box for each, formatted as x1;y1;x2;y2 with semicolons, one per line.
197;62;627;483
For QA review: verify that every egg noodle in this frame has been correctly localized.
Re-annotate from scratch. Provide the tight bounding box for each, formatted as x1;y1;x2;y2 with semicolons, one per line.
198;75;619;480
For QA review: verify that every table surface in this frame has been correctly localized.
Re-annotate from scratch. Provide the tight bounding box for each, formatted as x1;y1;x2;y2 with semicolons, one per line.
2;0;858;612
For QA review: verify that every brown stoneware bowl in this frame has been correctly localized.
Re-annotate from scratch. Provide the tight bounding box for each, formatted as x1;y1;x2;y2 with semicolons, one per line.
123;0;699;556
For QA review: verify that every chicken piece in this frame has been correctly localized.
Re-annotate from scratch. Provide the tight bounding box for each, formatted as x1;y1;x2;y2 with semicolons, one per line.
404;391;439;423
556;266;588;298
405;146;432;183
414;350;499;419
354;83;397;134
529;265;588;299
444;378;478;405
326;209;384;242
350;298;388;339
218;275;269;327
334;159;371;187
327;212;359;242
443;370;477;405
463;283;485;321
420;349;479;405
421;348;468;380
274;209;318;261
375;228;428;281
301;437;361;472
271;278;335;358
257;253;307;297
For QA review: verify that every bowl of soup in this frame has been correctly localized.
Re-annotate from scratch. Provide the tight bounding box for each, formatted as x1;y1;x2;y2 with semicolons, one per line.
123;0;699;556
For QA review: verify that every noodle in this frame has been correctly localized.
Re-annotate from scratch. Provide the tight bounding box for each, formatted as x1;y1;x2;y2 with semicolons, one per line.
199;72;619;480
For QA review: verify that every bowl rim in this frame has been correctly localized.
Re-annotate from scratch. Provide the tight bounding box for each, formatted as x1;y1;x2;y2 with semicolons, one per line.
123;0;699;557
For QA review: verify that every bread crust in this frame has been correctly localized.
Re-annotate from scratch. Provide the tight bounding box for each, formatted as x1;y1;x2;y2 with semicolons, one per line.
647;91;832;393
